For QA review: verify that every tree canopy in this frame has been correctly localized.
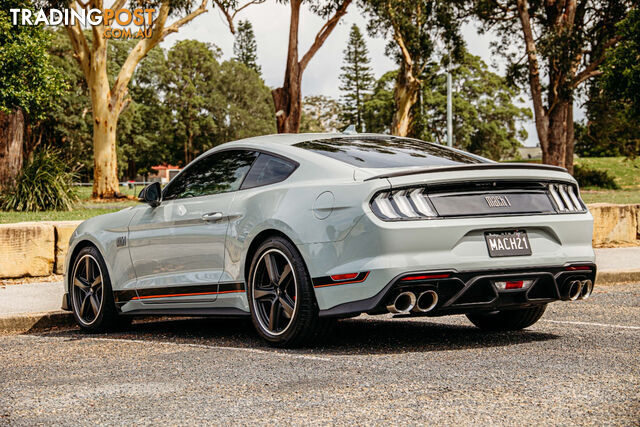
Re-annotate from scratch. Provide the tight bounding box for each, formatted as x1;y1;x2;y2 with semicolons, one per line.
0;0;64;118
602;8;640;121
31;32;275;181
473;0;634;171
360;0;464;136
364;53;531;160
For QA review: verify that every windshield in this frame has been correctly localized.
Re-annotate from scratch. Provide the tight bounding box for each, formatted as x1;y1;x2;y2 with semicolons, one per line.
294;136;488;168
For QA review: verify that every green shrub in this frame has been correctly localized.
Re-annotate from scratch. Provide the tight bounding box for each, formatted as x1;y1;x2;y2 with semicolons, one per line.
573;164;620;189
0;148;78;211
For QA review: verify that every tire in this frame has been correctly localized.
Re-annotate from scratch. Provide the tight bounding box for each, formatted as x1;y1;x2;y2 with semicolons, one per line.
247;236;332;347
69;246;120;333
466;305;547;331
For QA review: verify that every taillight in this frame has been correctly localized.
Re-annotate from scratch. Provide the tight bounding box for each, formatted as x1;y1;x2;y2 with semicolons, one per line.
330;273;359;281
371;189;438;220
548;184;585;212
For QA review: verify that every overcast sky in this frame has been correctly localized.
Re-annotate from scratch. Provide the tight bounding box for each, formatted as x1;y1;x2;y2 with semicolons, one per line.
162;2;558;147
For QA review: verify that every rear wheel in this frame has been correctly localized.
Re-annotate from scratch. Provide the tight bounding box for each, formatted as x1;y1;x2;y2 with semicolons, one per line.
247;236;332;347
466;305;547;331
70;246;119;333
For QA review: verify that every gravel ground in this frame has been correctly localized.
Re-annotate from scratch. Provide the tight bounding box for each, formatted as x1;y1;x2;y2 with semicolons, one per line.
0;284;638;425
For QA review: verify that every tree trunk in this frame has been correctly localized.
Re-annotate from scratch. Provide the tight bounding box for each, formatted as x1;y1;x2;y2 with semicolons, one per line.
391;66;419;136
543;100;569;167
271;0;350;133
272;71;302;133
91;81;120;198
92;116;119;198
564;101;575;174
272;0;302;133
0;109;25;190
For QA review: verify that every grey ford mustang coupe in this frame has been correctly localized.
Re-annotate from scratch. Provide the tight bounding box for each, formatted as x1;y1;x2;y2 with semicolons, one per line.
63;133;596;346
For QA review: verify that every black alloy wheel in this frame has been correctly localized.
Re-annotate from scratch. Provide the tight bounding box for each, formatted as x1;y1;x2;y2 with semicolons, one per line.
248;236;334;347
70;246;120;332
72;254;104;326
251;248;298;336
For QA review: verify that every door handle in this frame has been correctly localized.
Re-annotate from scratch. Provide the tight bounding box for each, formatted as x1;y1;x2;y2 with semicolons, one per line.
202;212;223;222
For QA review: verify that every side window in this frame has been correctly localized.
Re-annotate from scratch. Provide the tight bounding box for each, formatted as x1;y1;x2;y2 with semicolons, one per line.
164;150;258;200
241;153;298;190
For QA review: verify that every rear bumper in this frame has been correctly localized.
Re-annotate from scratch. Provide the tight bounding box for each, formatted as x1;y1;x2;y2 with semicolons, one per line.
300;211;594;311
319;263;596;318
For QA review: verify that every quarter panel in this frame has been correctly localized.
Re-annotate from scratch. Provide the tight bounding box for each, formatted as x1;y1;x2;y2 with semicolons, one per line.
223;178;388;284
65;207;139;295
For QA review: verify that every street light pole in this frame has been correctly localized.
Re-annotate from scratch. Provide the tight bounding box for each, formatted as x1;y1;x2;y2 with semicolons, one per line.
446;57;453;147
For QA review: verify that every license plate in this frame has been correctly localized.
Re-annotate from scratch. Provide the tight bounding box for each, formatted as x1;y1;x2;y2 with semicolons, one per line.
484;230;532;257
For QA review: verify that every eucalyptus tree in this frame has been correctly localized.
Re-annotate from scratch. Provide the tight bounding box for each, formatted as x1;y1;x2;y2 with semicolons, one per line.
360;0;464;136
214;0;353;133
363;53;531;160
474;0;634;172
62;0;209;197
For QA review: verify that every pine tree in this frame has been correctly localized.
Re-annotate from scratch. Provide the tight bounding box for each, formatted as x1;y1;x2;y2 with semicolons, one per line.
233;20;261;75
339;24;374;132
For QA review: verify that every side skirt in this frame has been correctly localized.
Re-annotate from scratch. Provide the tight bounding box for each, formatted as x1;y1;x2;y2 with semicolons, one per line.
119;307;250;318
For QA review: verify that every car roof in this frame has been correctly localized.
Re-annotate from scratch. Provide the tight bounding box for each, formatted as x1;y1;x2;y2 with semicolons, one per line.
199;133;491;177
215;132;344;147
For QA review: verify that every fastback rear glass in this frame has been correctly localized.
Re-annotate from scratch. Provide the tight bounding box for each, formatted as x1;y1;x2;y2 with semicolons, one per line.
295;136;487;168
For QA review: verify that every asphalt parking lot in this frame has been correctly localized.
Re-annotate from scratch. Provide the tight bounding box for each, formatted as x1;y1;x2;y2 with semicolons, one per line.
1;283;638;425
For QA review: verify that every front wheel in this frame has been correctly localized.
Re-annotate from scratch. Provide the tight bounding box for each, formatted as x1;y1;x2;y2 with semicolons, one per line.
247;237;332;347
466;305;547;331
70;246;120;332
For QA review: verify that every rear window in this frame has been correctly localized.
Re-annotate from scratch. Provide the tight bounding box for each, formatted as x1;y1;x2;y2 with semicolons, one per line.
294;136;487;168
241;153;298;189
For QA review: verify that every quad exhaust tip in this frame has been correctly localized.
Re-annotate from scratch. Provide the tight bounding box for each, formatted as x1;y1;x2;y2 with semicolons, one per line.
412;290;438;313
579;279;593;300
564;279;594;301
567;280;582;301
387;291;416;313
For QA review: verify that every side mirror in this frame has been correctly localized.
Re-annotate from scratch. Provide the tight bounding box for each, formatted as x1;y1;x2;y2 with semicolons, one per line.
138;182;162;207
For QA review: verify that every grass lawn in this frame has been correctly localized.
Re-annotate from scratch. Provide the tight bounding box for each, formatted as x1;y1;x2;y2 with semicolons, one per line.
0;185;140;224
575;157;640;204
580;189;640;204
575;157;640;188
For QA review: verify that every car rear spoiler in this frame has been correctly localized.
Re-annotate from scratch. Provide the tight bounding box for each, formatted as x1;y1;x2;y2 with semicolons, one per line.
363;163;568;181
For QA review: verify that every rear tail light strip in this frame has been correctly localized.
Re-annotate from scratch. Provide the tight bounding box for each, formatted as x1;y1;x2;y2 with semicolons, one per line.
548;183;585;212
370;182;586;221
372;189;437;220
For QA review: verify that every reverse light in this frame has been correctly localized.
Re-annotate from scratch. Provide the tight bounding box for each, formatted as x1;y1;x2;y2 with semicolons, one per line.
494;279;534;290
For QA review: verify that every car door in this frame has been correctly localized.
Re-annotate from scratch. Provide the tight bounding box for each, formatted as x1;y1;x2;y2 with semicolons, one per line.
128;149;258;303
